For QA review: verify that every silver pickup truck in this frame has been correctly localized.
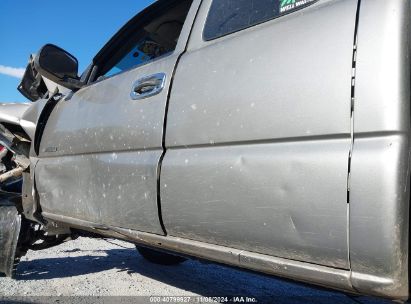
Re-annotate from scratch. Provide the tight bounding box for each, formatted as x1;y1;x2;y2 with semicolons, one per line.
0;0;409;300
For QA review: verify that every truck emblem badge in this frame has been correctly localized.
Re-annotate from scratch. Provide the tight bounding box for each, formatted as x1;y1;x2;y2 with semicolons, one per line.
44;146;58;153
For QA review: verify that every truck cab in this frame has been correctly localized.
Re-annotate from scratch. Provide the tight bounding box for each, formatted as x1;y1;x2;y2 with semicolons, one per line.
0;0;409;300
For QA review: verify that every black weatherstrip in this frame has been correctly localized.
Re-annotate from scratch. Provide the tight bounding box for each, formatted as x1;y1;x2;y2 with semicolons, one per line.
156;54;184;236
33;94;61;155
156;1;203;236
347;0;362;277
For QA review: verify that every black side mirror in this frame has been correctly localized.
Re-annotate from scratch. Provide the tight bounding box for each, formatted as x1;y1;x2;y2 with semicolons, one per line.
34;44;82;90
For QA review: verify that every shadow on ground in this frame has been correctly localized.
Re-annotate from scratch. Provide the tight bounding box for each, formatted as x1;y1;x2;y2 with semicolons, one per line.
15;248;391;304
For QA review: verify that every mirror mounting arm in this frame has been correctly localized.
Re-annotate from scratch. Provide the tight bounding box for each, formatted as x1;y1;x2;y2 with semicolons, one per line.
63;77;85;90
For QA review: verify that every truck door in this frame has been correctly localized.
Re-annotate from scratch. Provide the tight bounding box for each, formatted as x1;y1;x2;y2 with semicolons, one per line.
34;0;198;234
162;0;358;269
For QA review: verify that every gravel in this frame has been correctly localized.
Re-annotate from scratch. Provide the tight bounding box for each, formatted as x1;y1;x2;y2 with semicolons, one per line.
0;237;392;303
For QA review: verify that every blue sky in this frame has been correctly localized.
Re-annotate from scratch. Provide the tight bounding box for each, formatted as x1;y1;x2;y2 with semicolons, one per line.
0;0;154;103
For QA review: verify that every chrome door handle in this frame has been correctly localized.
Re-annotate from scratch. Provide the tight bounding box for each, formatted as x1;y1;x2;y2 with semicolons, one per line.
130;73;167;100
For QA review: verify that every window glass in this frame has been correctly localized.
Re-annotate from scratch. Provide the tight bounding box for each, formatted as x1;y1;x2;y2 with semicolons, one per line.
100;0;193;78
105;37;171;77
204;0;317;41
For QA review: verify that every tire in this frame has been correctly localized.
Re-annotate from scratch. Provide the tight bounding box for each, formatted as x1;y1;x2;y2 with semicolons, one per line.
136;246;187;266
0;204;22;278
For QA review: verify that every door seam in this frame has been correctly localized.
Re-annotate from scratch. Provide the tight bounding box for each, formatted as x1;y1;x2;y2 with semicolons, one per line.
347;0;362;283
156;1;203;236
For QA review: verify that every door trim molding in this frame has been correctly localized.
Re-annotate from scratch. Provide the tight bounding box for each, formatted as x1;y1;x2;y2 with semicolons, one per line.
42;211;355;295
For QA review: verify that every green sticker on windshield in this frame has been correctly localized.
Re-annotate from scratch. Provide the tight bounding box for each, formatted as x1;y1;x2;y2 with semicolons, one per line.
280;0;316;13
281;0;296;7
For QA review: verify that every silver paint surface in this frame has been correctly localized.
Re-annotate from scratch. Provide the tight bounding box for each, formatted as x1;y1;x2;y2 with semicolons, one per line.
1;0;408;299
166;0;357;146
22;99;48;141
161;140;350;268
36;151;162;233
350;0;411;298
34;0;203;234
162;0;358;269
34;57;176;235
0;103;31;127
38;57;175;157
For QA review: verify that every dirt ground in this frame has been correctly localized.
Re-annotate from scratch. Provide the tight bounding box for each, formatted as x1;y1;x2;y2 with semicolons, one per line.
0;237;391;304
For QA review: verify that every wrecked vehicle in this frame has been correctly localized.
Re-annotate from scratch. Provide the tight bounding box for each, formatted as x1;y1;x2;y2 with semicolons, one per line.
0;0;410;300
